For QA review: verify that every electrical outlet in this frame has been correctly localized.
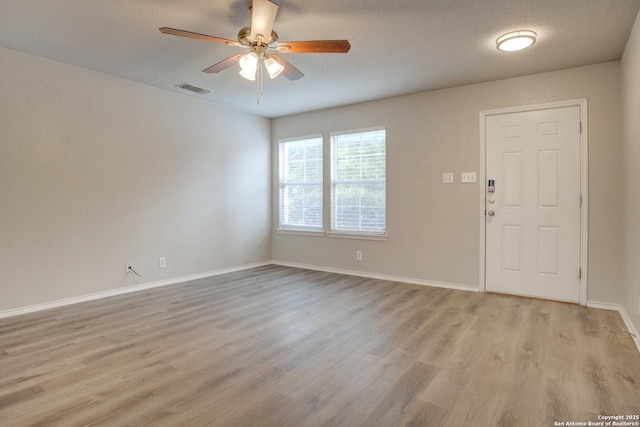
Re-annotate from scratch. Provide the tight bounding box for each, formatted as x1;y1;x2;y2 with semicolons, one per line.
356;250;363;261
461;172;477;183
442;173;454;184
159;257;167;268
125;262;134;273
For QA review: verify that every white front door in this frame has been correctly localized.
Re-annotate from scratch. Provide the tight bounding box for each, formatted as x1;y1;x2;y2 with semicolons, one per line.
485;106;582;303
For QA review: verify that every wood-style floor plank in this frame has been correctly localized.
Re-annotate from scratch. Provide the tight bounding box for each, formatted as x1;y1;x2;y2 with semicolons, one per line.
1;265;639;426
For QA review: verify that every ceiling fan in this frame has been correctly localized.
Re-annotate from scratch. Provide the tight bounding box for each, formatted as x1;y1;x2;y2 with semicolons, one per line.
159;0;351;84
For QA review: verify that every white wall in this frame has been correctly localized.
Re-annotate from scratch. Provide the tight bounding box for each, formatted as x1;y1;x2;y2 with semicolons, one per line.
1;42;629;317
272;62;623;303
622;11;640;332
0;47;271;312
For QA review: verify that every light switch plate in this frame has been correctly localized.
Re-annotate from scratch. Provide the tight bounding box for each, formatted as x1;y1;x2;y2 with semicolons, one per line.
442;173;454;184
461;172;476;183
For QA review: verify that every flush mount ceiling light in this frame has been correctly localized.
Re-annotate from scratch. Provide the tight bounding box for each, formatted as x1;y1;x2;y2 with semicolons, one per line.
496;30;537;52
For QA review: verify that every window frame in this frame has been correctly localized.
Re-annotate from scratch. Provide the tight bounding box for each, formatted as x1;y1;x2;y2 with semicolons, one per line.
277;135;324;233
329;126;387;238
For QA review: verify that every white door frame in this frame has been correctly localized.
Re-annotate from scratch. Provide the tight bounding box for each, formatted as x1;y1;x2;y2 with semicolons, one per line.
478;99;588;306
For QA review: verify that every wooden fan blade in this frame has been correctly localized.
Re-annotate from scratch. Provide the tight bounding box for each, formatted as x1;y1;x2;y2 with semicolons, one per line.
203;54;244;73
275;40;351;54
159;27;242;47
270;54;304;80
250;0;279;41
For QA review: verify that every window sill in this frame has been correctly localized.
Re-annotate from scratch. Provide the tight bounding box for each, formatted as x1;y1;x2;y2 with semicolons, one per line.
276;228;325;237
327;231;388;241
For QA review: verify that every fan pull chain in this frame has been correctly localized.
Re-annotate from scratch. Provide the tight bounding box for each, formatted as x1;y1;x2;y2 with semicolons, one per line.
256;58;264;105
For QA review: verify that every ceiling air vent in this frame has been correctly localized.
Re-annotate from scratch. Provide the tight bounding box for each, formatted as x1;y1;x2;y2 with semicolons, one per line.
175;83;210;95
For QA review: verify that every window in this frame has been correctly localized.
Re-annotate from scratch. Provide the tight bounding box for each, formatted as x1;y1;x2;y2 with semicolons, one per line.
278;136;323;230
331;128;386;234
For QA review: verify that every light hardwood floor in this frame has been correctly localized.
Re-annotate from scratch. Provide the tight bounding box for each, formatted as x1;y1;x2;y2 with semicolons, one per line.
0;265;639;426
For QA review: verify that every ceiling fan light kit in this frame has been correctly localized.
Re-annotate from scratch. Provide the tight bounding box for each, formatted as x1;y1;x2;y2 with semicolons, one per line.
159;0;351;99
264;57;284;79
496;30;537;52
239;51;259;80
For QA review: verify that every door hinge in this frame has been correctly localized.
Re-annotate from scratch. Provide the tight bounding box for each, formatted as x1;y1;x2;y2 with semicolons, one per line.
579;121;582;133
579;267;582;279
580;194;583;207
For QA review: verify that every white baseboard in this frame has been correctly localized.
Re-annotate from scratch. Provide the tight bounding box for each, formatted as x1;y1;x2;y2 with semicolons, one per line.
271;260;478;292
587;301;640;353
5;261;638;356
0;261;270;320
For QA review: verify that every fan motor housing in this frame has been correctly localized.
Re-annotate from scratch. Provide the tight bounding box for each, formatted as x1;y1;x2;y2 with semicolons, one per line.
238;26;279;48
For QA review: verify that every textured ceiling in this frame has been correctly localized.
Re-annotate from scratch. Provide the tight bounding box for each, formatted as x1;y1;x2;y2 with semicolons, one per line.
1;0;639;118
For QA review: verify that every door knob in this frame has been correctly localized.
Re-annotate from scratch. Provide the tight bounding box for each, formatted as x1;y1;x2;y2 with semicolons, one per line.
487;210;495;216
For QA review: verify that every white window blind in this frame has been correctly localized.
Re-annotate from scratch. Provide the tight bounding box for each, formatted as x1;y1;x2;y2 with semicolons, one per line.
279;136;323;230
331;128;386;233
